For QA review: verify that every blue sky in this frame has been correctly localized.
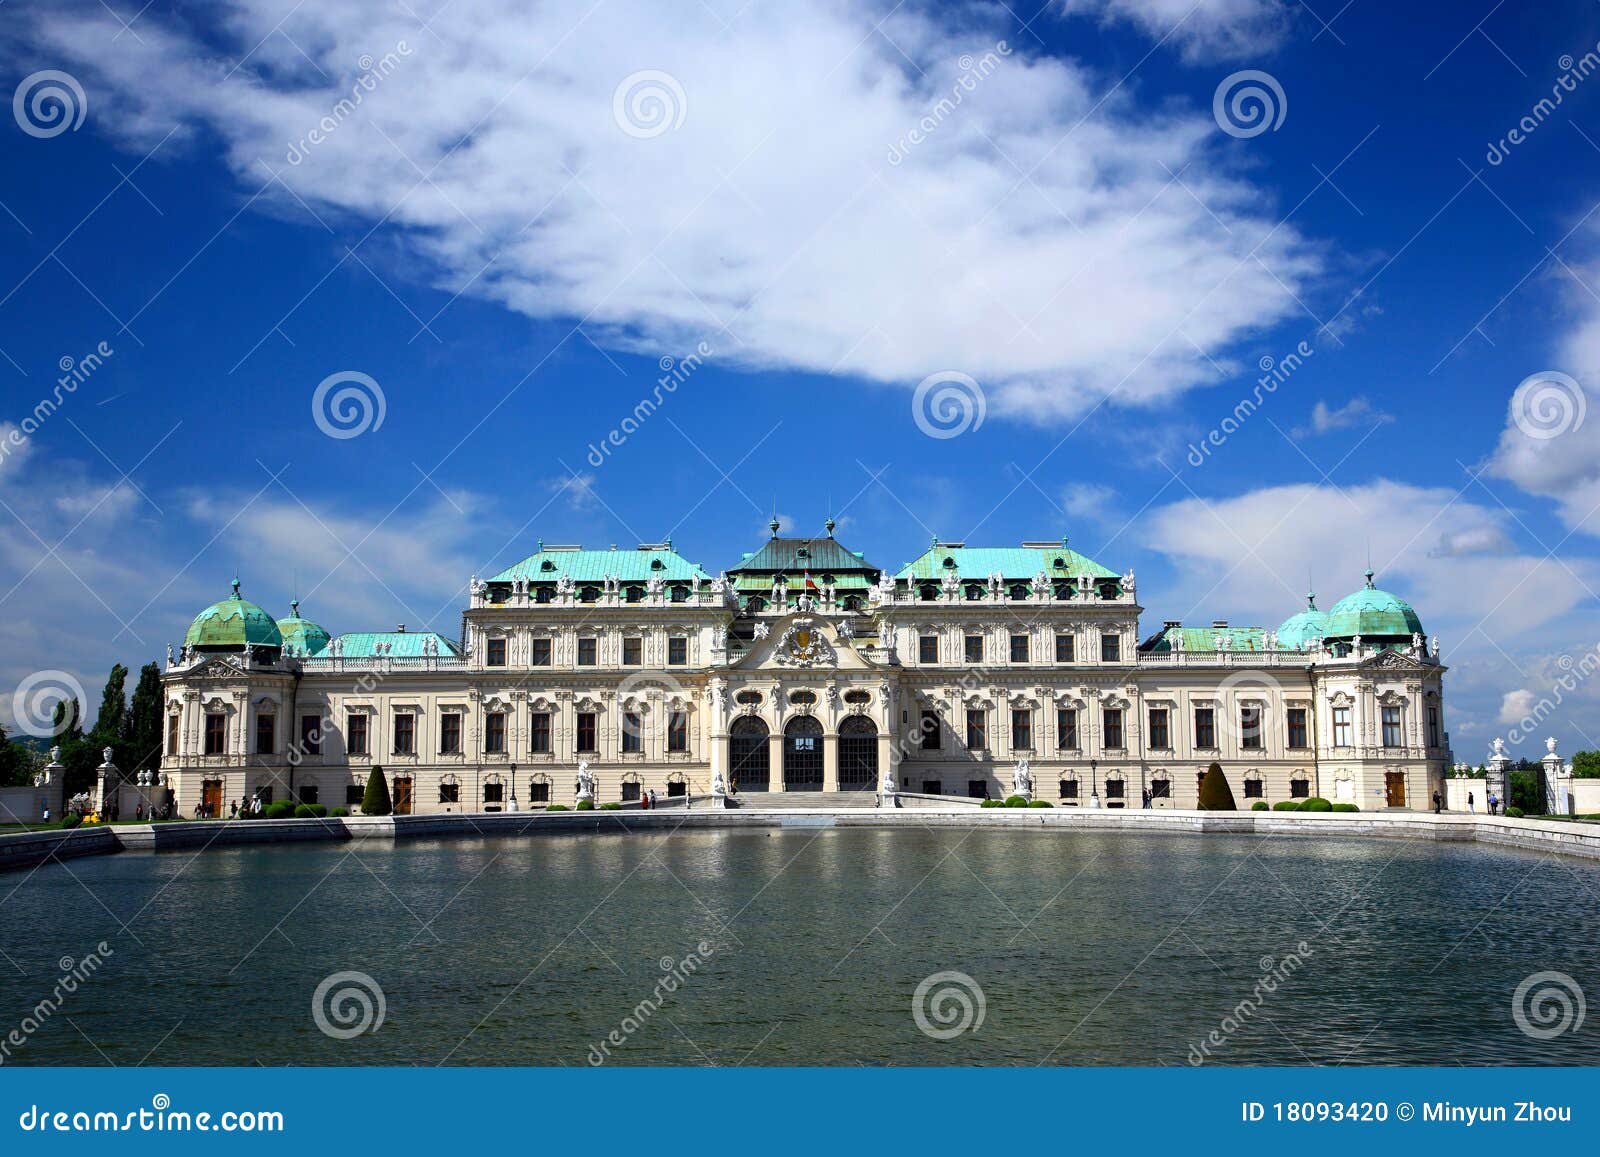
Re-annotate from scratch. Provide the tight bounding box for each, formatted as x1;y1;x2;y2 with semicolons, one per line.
3;0;1600;759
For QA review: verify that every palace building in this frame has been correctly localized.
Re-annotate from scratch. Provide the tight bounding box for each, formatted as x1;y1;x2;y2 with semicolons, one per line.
158;521;1449;816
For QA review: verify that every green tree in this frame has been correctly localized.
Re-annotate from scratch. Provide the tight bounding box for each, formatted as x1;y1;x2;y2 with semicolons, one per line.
1571;751;1600;779
52;697;85;742
361;765;393;816
93;664;128;744
126;662;164;773
0;723;31;788
1197;761;1237;811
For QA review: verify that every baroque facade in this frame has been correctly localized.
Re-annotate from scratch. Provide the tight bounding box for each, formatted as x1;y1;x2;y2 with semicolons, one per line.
159;523;1450;815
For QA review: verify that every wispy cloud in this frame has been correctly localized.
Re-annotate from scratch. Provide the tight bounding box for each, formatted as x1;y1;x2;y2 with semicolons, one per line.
1293;396;1394;437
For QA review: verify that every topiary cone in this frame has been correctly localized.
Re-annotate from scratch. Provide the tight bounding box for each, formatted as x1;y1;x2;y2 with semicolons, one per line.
362;765;393;816
1197;762;1236;811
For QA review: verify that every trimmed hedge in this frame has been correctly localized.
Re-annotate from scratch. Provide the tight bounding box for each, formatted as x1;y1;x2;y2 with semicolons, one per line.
599;802;622;810
1197;763;1236;811
1505;806;1525;818
575;799;595;811
980;799;1002;808
1251;801;1269;811
1003;795;1029;808
329;807;349;818
362;765;393;817
1301;797;1332;812
1272;800;1301;811
1029;799;1053;808
61;813;82;829
546;804;569;811
1331;803;1359;812
264;800;298;820
294;803;329;818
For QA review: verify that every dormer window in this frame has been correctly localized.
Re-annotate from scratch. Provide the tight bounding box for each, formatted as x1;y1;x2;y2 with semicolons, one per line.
1053;556;1066;568
540;560;556;571
651;558;665;570
942;556;956;568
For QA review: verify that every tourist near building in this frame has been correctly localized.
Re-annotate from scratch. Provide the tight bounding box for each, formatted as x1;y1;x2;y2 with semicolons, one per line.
156;521;1450;816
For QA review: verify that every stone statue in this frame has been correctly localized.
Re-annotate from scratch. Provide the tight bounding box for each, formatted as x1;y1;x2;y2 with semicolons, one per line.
167;644;175;667
878;620;893;648
1032;570;1049;597
691;574;702;595
711;768;727;797
647;576;664;596
575;761;595;802
470;575;485;597
1412;632;1423;652
838;618;854;639
49;745;61;765
941;571;959;598
876;572;896;603
1265;631;1277;651
101;746;113;767
753;622;770;640
712;625;728;649
1012;758;1032;800
1547;736;1559;756
1430;635;1440;658
881;767;898;797
1491;736;1507;759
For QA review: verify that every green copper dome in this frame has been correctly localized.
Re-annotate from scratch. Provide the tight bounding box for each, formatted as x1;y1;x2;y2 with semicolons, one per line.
276;599;331;657
184;580;284;650
1325;570;1423;640
1276;592;1330;651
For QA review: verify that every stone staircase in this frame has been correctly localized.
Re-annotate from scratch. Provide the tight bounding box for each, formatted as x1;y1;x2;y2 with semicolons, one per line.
727;791;880;810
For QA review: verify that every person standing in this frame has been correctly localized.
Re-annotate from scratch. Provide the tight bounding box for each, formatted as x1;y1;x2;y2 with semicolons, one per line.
1467;791;1475;814
41;805;50;824
1432;789;1441;814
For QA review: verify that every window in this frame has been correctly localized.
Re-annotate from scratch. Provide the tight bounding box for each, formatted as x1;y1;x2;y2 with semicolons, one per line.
1101;633;1121;662
485;712;506;755
1244;778;1264;798
529;712;551;754
166;713;180;756
484;781;504;805
394;712;415;754
486;637;507;666
1057;708;1078;750
1148;708;1170;750
439;781;460;804
1382;705;1402;748
1427;705;1440;748
667;778;687;797
1195;707;1216;749
968;780;989;800
1332;706;1352;748
922;780;942;795
346;784;364;807
1105;778;1125;800
347;713;368;757
577;637;597;666
920;710;941;751
1010;634;1029;663
1059;779;1079;800
1011;709;1032;750
205;713;227;755
300;715;322;756
440;711;462;755
1150;778;1171;799
1055;634;1075;662
1240;705;1262;750
255;713;274;755
529;780;550;803
1290;777;1310;799
964;634;983;663
668;637;688;666
531;638;552;666
919;635;939;664
576;712;597;753
1287;707;1308;749
965;708;986;750
622;712;643;754
1103;708;1124;749
668;711;688;753
623;637;642;666
298;784;319;805
622;780;641;802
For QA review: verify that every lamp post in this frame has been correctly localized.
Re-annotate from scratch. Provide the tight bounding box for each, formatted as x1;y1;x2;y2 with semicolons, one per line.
509;762;519;812
1089;757;1101;809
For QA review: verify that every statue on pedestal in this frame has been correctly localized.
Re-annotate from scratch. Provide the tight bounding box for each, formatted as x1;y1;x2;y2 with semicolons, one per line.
575;760;595;804
1012;758;1032;801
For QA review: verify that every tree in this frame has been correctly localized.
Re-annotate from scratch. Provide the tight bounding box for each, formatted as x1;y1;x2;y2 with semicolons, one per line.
93;664;128;744
361;765;393;816
1572;751;1600;779
1197;762;1237;811
126;662;164;774
0;723;31;788
52;697;85;742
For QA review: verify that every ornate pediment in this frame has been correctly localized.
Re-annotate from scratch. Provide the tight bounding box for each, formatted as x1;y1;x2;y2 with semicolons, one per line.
1366;649;1424;672
773;617;837;668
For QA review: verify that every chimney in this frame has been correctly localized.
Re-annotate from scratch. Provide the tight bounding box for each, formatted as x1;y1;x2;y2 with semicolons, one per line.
1163;620;1181;630
396;624;406;633
1211;619;1228;629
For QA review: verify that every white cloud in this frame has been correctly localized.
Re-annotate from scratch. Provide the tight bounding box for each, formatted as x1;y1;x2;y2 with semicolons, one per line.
1498;688;1535;725
20;0;1318;422
1293;396;1394;437
1059;0;1290;61
1061;482;1117;524
1487;372;1600;536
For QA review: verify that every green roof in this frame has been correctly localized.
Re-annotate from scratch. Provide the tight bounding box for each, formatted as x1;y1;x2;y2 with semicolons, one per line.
1325;571;1423;639
1275;594;1330;651
332;631;461;658
896;541;1117;582
1141;625;1269;653
185;580;283;649
730;535;880;577
489;544;710;585
277;599;331;657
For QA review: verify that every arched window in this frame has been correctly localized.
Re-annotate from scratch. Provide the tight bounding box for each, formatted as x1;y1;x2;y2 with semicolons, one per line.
1009;583;1029;600
746;595;767;612
964;583;984;601
624;585;644;603
579;585;600;603
920;583;938;601
838;715;878;790
535;585;553;604
670;585;689;602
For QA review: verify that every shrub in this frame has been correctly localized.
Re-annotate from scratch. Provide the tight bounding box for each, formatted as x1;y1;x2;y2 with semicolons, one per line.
1331;803;1360;812
980;799;1002;808
1272;800;1301;811
361;765;393;817
575;799;595;811
1197;763;1236;811
1301;797;1332;812
293;803;328;818
546;804;569;811
1251;801;1269;811
1505;806;1525;818
263;800;298;820
599;802;622;810
329;807;349;818
1003;795;1029;808
1029;799;1053;807
61;813;82;829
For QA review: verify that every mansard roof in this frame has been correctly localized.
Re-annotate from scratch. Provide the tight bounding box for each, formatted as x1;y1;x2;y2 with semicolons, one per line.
1139;624;1270;653
488;543;711;585
730;535;879;576
896;539;1117;582
332;631;461;658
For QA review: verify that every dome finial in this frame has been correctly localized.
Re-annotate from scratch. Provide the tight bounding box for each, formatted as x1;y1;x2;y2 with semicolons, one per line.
231;576;241;599
825;515;835;536
769;515;780;537
1363;567;1375;589
290;598;300;618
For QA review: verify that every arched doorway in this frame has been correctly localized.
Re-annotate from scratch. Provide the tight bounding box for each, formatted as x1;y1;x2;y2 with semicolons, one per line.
838;716;877;791
730;717;770;792
784;715;824;790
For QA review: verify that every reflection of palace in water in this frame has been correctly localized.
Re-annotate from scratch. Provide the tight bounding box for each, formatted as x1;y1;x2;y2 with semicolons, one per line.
159;520;1449;815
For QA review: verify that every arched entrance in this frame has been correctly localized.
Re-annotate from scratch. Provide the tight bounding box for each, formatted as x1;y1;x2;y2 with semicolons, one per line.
784;715;824;791
730;717;770;792
838;716;877;791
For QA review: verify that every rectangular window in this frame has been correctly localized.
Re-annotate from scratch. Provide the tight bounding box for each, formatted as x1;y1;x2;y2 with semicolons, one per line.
346;784;364;807
1287;707;1308;749
1009;634;1029;663
484;781;504;805
1291;778;1310;799
529;780;550;803
254;713;274;756
965;708;986;750
298;784;319;805
1195;707;1216;749
167;713;180;756
394;712;415;755
1150;779;1171;799
668;711;688;753
622;712;643;754
964;634;983;663
920;710;941;751
668;637;688;666
623;637;643;666
968;780;989;800
529;712;551;754
1427;705;1440;748
922;780;942;795
485;712;506;755
1103;708;1124;749
205;713;227;756
577;637;597;666
531;638;552;666
346;713;368;757
1105;779;1125;800
300;715;322;756
622;781;641;802
1240;705;1262;750
1382;705;1402;748
1101;633;1121;662
1244;779;1264;798
486;637;507;667
1060;779;1079;800
576;712;597;753
1057;708;1078;750
1148;708;1170;750
919;635;939;664
440;712;462;755
439;781;460;804
1332;706;1352;748
1055;633;1075;663
1011;709;1032;750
